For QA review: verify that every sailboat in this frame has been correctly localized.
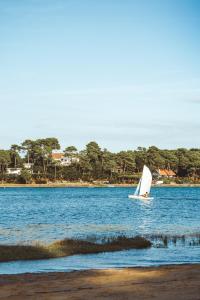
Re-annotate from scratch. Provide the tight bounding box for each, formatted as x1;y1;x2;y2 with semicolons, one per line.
128;165;154;200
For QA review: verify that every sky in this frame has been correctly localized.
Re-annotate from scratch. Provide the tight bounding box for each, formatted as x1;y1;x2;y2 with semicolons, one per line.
0;0;200;151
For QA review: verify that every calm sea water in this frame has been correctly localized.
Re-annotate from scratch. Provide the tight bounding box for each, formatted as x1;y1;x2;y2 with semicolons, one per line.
0;187;200;274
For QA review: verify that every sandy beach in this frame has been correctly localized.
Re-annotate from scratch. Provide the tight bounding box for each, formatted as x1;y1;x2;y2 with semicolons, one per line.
0;264;200;300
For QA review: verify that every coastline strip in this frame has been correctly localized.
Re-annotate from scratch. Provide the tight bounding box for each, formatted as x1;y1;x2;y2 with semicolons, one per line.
0;264;199;300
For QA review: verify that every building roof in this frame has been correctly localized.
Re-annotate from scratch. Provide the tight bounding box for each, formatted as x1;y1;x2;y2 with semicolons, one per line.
158;169;176;176
158;169;166;176
51;153;64;160
166;169;176;176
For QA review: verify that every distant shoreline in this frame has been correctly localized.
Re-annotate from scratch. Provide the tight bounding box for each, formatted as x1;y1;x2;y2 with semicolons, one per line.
0;182;200;188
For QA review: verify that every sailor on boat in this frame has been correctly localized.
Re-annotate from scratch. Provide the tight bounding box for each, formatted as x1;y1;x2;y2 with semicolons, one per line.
141;192;149;198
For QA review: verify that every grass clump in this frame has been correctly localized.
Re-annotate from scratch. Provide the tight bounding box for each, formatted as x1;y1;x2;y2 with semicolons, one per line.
50;236;152;256
0;244;51;262
0;236;151;263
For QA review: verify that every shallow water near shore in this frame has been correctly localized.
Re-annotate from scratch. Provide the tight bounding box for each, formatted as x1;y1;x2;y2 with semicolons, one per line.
0;187;200;274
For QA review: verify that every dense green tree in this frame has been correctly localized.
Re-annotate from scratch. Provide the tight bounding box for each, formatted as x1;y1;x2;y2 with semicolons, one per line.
161;150;178;171
85;142;102;178
146;146;165;170
64;146;77;157
135;147;147;172
19;169;32;184
176;148;191;176
79;150;93;180
86;142;101;163
21;137;60;175
116;151;135;174
186;149;200;177
101;149;117;179
0;150;11;176
10;144;22;167
62;165;80;181
1;138;200;183
21;139;34;163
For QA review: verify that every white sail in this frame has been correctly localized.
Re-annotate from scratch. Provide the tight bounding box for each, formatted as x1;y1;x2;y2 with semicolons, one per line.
128;165;153;200
138;165;152;196
134;178;141;196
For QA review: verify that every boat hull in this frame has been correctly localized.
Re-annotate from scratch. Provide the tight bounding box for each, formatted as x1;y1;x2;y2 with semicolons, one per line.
128;195;154;200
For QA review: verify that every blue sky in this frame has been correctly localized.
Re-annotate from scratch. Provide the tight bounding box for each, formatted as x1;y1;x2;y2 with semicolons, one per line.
0;0;200;151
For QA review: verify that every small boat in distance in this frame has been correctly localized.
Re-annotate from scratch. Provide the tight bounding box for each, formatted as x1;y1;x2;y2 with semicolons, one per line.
128;165;154;200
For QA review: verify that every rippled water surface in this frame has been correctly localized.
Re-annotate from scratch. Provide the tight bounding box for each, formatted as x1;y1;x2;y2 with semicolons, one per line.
0;187;200;274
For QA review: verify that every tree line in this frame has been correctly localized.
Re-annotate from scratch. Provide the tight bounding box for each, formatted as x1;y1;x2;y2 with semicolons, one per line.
1;137;200;184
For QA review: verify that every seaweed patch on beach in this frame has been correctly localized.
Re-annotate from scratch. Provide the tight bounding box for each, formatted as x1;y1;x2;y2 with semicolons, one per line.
0;236;151;263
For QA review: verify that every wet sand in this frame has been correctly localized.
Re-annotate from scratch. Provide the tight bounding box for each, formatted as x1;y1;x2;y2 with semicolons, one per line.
0;264;200;299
